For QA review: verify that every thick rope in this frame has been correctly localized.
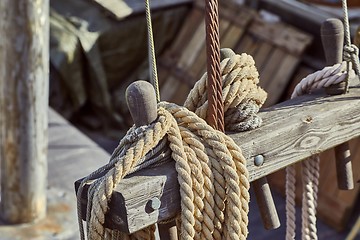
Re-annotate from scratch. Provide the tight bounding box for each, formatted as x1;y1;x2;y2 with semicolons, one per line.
204;0;224;131
78;52;266;240
145;0;160;102
291;62;352;98
286;58;357;240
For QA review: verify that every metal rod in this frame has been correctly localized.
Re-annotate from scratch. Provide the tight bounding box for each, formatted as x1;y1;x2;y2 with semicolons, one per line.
205;0;224;131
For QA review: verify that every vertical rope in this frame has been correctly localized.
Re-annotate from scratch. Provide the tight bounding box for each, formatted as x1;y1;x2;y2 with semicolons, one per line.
301;156;319;240
342;0;360;77
204;0;224;132
342;0;351;48
285;165;297;240
145;0;160;102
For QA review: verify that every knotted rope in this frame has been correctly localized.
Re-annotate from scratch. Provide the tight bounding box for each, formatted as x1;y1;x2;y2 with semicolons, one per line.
77;52;267;240
342;0;360;78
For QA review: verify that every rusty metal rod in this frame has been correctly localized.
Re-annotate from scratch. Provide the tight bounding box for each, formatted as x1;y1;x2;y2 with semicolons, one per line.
205;0;224;131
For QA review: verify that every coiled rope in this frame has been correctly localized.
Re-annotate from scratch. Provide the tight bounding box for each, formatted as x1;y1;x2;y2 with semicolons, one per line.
77;52;267;240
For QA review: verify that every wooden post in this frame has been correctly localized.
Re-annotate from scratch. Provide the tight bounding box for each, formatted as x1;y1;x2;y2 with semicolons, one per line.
126;80;178;240
321;18;354;190
0;0;49;223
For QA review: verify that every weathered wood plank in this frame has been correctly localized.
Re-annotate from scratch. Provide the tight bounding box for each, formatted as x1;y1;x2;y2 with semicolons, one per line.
91;0;192;19
241;87;360;181
76;86;360;233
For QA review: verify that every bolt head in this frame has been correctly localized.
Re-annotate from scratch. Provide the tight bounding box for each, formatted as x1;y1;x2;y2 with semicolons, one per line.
149;197;161;211
254;155;264;166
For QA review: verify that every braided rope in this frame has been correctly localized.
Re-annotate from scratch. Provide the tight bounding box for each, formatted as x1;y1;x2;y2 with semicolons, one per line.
286;57;357;239
342;0;360;77
204;0;224;131
285;165;296;240
78;52;266;240
291;62;353;98
145;0;160;102
301;156;320;240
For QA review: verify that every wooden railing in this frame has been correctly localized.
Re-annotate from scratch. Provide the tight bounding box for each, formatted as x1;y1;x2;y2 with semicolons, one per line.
76;85;360;235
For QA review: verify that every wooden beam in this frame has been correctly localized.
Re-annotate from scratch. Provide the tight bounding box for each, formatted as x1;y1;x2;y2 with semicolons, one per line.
76;86;360;233
91;0;192;19
0;0;49;223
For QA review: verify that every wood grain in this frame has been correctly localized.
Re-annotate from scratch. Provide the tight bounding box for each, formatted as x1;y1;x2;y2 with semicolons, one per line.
0;0;49;224
76;86;360;233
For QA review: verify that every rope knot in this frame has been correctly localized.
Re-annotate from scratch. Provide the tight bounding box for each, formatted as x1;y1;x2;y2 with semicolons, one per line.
343;44;359;60
343;44;360;76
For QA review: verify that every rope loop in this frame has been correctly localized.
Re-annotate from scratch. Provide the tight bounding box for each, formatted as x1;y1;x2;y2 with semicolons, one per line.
78;51;266;240
344;44;360;76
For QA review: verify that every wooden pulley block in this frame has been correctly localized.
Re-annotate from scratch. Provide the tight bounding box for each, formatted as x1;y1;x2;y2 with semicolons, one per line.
321;18;354;190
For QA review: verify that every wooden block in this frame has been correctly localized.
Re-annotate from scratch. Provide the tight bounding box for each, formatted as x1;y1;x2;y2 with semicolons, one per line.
76;161;180;234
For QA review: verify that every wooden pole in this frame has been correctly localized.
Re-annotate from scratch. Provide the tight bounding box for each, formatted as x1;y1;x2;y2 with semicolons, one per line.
126;80;178;240
0;0;49;223
321;18;354;190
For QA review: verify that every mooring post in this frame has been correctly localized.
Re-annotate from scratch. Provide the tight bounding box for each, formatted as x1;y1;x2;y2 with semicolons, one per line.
321;18;354;190
126;80;178;240
0;0;49;223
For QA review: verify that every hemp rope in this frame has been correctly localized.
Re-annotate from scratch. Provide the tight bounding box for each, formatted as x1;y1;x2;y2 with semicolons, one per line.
286;53;358;239
204;0;224;131
145;0;160;102
77;52;267;240
342;0;360;78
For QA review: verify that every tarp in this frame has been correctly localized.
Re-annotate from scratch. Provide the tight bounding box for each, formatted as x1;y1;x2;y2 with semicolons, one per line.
49;0;189;134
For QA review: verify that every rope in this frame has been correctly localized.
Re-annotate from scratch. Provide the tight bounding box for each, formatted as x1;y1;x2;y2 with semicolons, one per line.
291;61;354;98
204;0;224;131
77;52;267;240
342;0;360;78
286;57;357;240
285;165;296;240
145;0;160;102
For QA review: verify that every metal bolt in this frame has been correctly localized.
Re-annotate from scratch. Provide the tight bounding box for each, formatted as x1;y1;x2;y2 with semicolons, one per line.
148;197;161;211
254;155;264;166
